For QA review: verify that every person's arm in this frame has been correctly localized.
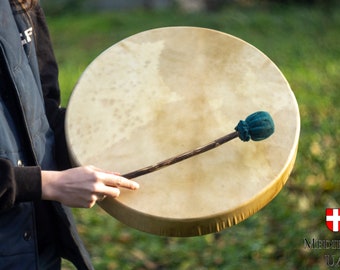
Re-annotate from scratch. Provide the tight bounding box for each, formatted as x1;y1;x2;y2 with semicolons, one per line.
0;158;41;212
0;157;139;211
41;166;139;208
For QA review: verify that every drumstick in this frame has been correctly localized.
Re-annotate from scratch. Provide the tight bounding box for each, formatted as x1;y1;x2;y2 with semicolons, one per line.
123;111;274;179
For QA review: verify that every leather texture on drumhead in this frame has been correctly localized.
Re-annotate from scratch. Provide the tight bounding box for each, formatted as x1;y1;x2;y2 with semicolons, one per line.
66;27;300;237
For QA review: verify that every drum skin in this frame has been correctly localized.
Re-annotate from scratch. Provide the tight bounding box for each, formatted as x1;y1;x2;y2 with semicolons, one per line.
65;27;300;237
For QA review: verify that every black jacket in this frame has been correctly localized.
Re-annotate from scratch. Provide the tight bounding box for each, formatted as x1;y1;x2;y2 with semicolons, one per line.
0;2;93;269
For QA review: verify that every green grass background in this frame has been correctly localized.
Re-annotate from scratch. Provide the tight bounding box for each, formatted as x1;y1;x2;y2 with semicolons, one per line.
46;3;339;269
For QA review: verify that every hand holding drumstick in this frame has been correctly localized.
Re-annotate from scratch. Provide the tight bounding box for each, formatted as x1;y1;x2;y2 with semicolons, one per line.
41;111;273;208
41;165;139;208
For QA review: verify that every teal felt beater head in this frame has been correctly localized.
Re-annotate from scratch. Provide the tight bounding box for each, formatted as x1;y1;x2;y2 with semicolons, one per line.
235;111;275;142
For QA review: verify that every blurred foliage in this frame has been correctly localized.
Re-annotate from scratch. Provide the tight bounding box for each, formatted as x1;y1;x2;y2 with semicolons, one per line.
41;0;337;14
41;0;84;15
46;2;340;269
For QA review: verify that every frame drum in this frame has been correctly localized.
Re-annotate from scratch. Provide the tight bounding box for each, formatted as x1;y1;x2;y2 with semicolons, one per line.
65;27;300;237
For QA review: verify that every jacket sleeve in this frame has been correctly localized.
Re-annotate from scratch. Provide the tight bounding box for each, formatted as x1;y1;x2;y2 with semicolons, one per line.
0;158;41;212
30;5;72;170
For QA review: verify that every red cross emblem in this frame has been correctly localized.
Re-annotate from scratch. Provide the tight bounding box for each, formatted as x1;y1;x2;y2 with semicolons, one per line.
326;208;340;232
